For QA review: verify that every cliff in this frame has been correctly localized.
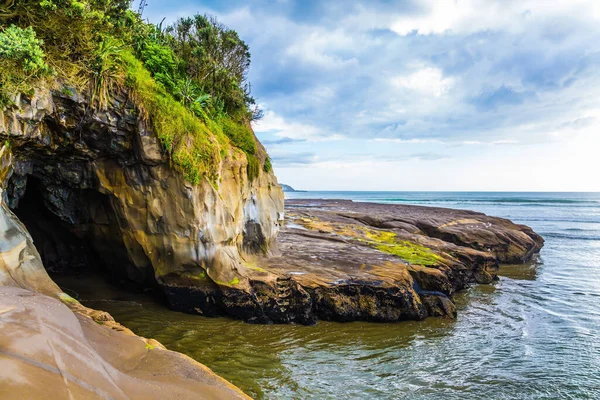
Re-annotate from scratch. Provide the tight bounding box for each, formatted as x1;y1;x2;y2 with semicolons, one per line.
0;87;544;325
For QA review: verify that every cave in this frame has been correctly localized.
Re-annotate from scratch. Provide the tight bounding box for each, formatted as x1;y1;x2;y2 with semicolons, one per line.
8;172;160;300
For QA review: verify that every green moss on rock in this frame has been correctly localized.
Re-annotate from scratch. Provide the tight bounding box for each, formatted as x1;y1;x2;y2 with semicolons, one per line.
298;217;443;266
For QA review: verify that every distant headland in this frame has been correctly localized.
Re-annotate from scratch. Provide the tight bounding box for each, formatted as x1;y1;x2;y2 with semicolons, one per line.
281;184;306;192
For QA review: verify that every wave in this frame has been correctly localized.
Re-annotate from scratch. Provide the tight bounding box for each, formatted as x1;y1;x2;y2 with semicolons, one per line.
512;217;600;224
541;232;600;241
366;197;600;205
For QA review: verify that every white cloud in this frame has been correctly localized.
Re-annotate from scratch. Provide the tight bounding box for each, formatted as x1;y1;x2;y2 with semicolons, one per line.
372;138;443;144
146;0;600;190
392;67;454;97
389;0;600;36
253;110;343;141
285;29;360;69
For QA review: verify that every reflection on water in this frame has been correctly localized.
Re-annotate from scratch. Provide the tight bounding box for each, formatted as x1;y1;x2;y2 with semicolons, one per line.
57;192;600;399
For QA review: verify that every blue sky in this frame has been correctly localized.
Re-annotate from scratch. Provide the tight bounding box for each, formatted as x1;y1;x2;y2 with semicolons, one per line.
143;0;600;191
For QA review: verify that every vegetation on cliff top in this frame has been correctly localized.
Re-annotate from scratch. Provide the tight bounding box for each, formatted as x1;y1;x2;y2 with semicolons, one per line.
0;0;268;184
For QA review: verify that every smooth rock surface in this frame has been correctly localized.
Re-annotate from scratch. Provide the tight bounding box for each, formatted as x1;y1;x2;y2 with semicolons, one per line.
0;286;249;400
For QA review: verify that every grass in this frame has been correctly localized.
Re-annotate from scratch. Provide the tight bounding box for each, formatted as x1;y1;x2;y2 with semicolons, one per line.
264;157;272;173
122;51;266;184
221;116;262;181
122;51;223;185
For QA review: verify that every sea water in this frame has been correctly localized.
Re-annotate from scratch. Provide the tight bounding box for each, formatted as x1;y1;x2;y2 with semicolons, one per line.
74;192;600;399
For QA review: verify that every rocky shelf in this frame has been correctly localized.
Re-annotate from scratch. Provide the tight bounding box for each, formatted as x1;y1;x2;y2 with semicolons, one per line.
252;199;544;324
164;199;544;325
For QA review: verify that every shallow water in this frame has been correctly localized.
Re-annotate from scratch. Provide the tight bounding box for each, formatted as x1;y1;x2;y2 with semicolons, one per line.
64;192;600;399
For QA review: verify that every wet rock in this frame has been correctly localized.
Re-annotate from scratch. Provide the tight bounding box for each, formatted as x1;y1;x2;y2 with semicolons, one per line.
0;286;250;400
0;146;249;399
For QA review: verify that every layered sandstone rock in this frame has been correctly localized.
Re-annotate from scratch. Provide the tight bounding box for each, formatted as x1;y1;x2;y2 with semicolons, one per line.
0;88;544;332
0;88;285;320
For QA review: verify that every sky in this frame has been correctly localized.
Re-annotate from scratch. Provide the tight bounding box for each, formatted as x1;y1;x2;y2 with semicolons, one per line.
142;0;600;191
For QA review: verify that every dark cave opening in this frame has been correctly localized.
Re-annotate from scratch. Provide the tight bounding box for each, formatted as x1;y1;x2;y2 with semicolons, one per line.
13;176;104;275
11;174;165;303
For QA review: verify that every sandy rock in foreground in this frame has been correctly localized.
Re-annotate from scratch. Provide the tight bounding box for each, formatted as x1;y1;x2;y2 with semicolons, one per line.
0;286;249;400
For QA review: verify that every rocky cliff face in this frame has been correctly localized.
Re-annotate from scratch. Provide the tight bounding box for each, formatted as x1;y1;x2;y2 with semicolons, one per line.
0;88;285;322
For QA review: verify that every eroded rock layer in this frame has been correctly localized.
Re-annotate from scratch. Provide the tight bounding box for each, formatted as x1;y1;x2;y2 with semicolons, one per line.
0;145;249;399
157;199;543;324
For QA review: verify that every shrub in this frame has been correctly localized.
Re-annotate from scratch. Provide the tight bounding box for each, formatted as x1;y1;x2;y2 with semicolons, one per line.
0;3;264;185
246;154;260;181
0;25;49;103
0;25;48;73
140;42;177;91
90;37;123;109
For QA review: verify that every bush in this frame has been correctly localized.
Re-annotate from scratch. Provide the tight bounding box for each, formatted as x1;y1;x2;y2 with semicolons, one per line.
90;37;123;109
0;25;49;102
0;3;264;185
0;25;48;73
140;42;177;91
264;157;272;173
246;154;260;181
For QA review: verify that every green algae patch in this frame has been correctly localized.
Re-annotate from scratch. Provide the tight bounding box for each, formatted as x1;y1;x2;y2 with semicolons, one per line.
145;343;156;350
213;277;241;287
358;226;442;266
374;241;442;266
178;269;209;282
297;216;442;266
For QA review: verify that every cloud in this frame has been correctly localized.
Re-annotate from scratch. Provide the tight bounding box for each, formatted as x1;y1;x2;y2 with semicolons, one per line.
473;85;535;110
408;152;450;161
372;138;443;144
144;0;600;190
372;138;520;146
270;152;319;165
253;110;343;141
261;137;307;145
392;67;454;97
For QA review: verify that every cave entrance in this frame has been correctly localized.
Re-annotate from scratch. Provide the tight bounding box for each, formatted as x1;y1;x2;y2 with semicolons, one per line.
11;175;162;303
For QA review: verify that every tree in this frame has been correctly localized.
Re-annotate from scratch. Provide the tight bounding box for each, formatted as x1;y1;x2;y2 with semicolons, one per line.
168;14;254;119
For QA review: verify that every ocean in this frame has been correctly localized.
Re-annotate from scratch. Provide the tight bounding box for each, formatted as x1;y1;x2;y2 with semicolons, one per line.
74;191;600;399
